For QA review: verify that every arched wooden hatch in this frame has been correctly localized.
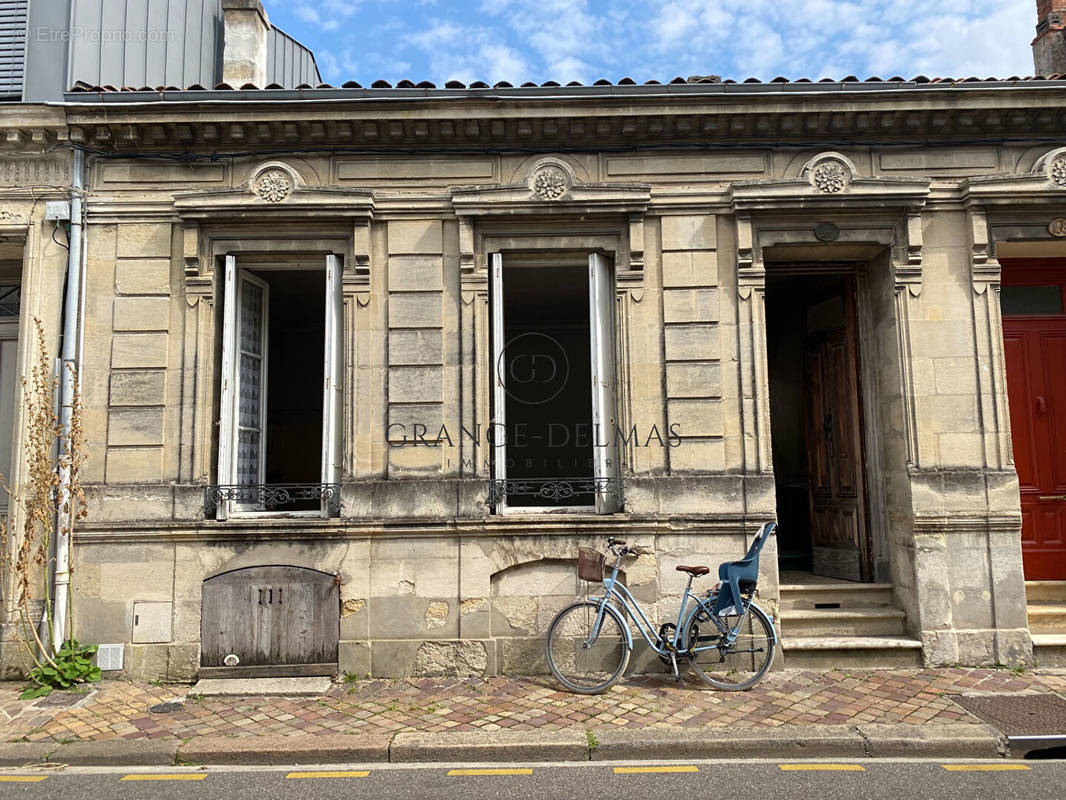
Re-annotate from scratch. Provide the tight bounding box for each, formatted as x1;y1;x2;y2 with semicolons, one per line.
201;566;339;678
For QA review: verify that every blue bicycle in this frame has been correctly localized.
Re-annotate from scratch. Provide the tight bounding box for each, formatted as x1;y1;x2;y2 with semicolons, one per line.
545;522;778;694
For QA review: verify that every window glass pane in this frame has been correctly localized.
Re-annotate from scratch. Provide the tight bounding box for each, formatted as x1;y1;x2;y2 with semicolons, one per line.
238;353;262;429
1000;285;1063;315
240;280;263;355
237;429;260;487
0;285;19;317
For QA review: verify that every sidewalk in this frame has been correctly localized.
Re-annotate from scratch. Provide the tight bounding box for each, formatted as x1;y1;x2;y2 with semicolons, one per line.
2;667;1064;765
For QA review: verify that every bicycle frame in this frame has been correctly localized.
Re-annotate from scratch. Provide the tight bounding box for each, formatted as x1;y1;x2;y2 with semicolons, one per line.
586;551;746;657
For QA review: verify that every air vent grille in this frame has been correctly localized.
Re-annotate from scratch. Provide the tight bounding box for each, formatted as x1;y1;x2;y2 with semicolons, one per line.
96;643;124;671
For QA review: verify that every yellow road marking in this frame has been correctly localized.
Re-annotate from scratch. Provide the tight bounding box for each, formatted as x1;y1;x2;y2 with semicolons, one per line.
614;766;699;774
447;768;533;776
119;774;208;781
942;764;1030;772
286;771;370;779
0;776;48;783
779;764;866;771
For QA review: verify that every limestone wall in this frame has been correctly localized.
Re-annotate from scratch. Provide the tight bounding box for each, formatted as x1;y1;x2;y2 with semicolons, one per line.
53;137;1064;677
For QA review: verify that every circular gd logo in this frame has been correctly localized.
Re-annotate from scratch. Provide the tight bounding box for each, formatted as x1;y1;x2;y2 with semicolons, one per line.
496;331;570;406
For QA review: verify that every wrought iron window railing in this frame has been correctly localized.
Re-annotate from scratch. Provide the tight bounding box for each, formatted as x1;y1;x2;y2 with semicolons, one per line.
204;483;341;516
487;477;623;507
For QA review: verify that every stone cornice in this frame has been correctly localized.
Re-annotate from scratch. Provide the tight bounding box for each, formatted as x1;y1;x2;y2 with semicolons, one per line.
172;185;375;220
54;87;1066;152
451;183;651;216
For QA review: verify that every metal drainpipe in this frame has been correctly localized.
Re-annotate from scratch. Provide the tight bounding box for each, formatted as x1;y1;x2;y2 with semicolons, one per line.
50;147;84;653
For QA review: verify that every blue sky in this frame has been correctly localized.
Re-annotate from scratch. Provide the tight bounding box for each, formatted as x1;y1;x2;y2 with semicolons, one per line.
262;0;1039;86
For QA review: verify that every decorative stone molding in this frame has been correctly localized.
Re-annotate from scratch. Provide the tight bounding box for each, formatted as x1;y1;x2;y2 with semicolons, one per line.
1052;159;1066;188
728;171;931;294
960;151;1066;287
172;180;375;289
727;174;931;474
801;152;858;194
253;168;294;202
248;161;301;202
523;157;577;201
0;156;69;187
451;175;650;273
1033;146;1066;188
530;165;570;200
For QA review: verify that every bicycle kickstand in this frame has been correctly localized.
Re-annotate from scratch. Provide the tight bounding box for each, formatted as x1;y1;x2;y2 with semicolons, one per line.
669;652;681;682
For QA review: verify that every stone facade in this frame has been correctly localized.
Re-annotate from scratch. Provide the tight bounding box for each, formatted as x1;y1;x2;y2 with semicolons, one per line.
1;80;1065;680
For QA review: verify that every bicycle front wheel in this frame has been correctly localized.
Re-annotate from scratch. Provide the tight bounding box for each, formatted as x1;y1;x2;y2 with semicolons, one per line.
686;600;776;691
546;600;631;694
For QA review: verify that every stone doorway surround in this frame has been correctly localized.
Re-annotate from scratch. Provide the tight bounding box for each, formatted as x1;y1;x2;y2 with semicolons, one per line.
962;144;1066;667
726;150;1031;667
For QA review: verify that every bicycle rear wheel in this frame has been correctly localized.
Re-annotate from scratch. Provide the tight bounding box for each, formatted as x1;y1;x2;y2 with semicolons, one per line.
686;601;776;691
546;600;631;694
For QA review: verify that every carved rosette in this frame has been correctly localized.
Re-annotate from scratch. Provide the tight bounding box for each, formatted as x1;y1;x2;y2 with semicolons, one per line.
254;168;294;202
530;166;570;201
811;160;849;193
1051;158;1066;188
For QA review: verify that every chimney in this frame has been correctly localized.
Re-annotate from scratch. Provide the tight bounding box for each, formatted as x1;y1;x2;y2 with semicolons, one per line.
222;0;271;87
1034;0;1066;75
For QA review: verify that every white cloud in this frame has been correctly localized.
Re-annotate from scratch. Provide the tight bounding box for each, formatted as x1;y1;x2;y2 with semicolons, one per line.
295;0;1041;86
640;0;1036;80
404;20;532;84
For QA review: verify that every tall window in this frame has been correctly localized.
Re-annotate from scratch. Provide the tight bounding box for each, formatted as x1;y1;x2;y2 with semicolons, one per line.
490;251;621;513
0;277;19;513
213;254;342;520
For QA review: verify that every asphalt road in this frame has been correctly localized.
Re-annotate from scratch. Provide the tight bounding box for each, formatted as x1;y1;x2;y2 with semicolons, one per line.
1;760;1064;800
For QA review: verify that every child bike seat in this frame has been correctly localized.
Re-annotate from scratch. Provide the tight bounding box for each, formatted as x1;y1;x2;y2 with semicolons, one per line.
711;522;777;616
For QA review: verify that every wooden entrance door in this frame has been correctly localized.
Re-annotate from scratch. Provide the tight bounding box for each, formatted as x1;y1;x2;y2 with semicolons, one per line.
803;280;870;581
201;566;339;677
1002;260;1066;581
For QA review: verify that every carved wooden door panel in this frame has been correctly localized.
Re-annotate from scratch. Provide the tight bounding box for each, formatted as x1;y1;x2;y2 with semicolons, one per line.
201;566;339;677
1001;259;1066;581
803;283;870;581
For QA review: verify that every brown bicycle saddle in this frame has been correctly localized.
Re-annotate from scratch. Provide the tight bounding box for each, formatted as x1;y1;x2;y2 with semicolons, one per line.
675;565;711;577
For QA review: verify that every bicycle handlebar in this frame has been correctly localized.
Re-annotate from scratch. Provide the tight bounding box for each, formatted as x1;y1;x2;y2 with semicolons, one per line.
607;539;650;557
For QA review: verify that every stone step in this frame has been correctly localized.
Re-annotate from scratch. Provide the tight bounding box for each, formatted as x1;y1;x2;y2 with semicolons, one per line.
1027;603;1066;634
779;607;907;637
779;582;895;610
780;636;924;669
1025;581;1066;604
1031;633;1066;667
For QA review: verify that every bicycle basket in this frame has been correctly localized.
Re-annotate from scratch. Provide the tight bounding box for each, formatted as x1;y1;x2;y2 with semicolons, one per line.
577;548;606;583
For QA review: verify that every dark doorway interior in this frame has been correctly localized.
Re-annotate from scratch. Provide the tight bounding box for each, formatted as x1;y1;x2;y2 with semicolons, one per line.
253;268;324;510
502;263;594;507
766;270;871;580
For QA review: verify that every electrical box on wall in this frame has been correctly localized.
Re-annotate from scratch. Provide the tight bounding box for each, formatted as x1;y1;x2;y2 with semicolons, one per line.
44;201;70;221
132;601;172;643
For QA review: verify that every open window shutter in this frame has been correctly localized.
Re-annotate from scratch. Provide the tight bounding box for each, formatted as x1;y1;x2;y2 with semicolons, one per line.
216;256;238;520
234;270;270;512
588;252;621;513
490;253;507;509
321;254;343;516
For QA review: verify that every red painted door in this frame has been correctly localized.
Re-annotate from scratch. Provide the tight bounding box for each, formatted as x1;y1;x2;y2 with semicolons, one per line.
1002;260;1066;580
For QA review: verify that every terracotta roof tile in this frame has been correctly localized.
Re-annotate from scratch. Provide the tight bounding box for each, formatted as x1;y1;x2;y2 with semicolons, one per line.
64;73;1066;97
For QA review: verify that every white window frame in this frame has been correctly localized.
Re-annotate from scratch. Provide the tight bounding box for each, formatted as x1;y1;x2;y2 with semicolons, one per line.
215;253;343;520
0;318;18;515
490;251;622;514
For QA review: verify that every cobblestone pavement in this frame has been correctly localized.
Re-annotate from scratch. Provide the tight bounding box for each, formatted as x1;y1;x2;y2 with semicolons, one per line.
2;668;1064;744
